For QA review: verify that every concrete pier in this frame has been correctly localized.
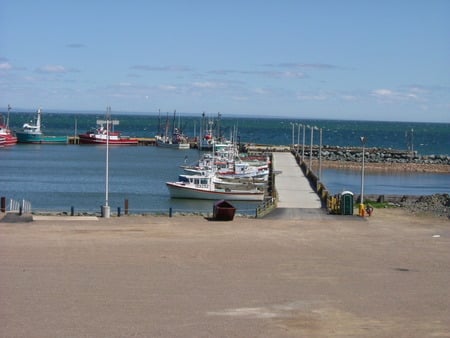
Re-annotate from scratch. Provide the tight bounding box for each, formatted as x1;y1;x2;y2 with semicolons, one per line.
271;152;322;214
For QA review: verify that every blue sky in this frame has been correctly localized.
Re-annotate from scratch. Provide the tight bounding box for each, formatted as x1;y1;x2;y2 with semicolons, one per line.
1;1;449;122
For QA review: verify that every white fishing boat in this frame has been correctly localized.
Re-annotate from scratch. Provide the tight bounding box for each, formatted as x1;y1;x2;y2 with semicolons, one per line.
216;162;269;180
181;152;232;175
166;174;265;201
212;176;267;191
156;110;190;149
156;128;190;149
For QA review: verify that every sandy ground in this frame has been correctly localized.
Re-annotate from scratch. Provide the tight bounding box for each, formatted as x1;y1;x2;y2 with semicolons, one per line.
1;210;449;338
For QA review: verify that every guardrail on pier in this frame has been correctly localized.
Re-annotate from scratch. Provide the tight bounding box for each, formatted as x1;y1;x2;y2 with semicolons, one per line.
6;198;32;215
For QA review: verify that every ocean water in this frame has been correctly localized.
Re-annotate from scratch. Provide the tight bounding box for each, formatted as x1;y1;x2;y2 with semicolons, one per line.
6;111;450;155
1;112;449;214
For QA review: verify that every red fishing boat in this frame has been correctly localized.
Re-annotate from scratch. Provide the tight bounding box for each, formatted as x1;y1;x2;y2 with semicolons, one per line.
78;118;138;145
0;105;18;146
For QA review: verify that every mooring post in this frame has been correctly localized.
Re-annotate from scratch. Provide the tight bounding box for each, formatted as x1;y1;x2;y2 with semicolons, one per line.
1;197;5;213
124;199;129;215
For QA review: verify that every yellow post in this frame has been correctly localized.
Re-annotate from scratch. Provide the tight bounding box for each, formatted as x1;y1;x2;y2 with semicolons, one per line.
359;203;365;217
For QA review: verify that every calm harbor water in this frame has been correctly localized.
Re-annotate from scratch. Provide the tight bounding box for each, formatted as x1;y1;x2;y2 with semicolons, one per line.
0;145;262;214
1;113;449;213
0;143;448;214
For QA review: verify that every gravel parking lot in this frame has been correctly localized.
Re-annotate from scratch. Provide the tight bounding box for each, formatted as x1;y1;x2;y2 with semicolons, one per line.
1;209;449;337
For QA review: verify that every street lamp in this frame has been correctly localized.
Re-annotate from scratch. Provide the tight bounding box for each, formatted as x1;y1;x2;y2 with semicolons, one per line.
290;122;295;151
308;125;318;171
302;124;306;163
359;136;366;217
319;128;323;179
99;106;119;218
297;123;301;155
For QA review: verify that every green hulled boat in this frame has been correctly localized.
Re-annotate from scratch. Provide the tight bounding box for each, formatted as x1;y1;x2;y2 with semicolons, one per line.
16;108;68;144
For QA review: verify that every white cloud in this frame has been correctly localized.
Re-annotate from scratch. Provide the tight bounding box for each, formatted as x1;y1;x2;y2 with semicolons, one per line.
158;84;177;91
271;71;306;79
131;65;192;72
372;89;394;97
192;81;224;89
209;69;306;79
296;91;328;101
341;95;357;101
371;88;422;102
36;65;68;73
0;62;13;70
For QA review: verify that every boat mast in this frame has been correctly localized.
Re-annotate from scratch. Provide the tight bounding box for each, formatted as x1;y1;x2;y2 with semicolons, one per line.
158;109;161;136
7;104;11;128
36;108;42;133
172;110;176;135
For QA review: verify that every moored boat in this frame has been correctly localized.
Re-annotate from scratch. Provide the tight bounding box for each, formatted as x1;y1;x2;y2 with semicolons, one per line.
0;105;17;146
166;173;265;201
156;128;190;149
78;119;138;145
156;111;190;149
16;108;68;144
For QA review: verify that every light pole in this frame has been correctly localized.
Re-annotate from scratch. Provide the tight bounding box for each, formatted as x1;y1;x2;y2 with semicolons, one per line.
297;123;301;155
290;122;295;151
359;136;366;216
309;126;318;171
319;128;323;179
302;124;306;163
100;106;119;218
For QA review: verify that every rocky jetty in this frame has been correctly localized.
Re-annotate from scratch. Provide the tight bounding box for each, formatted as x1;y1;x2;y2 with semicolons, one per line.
245;144;450;167
318;146;450;166
396;194;449;219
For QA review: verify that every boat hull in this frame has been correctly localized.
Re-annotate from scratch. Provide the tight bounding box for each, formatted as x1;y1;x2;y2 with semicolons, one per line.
0;134;18;146
16;132;67;144
78;134;138;145
16;132;42;143
166;182;265;201
156;139;190;149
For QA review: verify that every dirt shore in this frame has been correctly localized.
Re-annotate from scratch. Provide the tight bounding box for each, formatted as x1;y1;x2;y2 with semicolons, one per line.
319;160;450;173
1;209;449;337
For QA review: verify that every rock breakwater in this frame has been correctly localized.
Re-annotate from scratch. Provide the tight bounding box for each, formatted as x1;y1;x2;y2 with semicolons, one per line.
244;144;450;173
319;146;450;165
364;193;450;219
